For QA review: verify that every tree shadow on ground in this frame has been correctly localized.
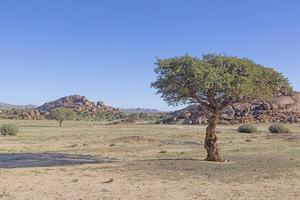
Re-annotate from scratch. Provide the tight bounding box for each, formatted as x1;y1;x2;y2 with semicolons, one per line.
0;153;112;168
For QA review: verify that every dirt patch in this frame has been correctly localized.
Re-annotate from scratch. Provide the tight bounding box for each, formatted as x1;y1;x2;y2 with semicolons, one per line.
120;153;300;183
267;133;300;141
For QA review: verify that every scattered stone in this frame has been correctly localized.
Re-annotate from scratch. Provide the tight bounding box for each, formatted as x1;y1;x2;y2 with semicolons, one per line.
102;178;114;184
69;144;81;148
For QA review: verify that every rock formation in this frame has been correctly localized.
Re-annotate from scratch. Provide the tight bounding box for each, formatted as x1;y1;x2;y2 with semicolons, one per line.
163;91;300;125
37;95;119;117
0;109;44;120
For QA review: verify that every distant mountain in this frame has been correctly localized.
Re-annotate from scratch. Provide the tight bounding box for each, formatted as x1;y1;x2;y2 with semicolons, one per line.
120;108;162;113
0;102;37;110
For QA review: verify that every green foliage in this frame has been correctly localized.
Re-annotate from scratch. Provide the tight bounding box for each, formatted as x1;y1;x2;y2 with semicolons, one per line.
151;54;291;109
95;112;127;121
1;124;19;136
93;111;168;123
156;114;173;123
49;108;76;126
237;124;257;133
128;113;139;121
269;123;292;134
76;112;93;121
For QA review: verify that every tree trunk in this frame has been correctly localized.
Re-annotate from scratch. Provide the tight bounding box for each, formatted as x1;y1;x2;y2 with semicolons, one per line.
59;120;63;127
204;109;223;162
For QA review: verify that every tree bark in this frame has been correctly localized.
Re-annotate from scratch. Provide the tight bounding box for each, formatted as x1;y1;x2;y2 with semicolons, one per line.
204;109;223;162
59;120;63;127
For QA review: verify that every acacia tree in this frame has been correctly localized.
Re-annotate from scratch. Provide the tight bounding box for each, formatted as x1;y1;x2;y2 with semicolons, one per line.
151;54;290;162
49;108;76;127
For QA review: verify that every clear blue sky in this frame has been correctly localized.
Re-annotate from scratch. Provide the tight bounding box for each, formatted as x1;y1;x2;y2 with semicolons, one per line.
0;0;299;111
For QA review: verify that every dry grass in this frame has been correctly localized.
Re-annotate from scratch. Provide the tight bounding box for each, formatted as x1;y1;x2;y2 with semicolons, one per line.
0;120;299;199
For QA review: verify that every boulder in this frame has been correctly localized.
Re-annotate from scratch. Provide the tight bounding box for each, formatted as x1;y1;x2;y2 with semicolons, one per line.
164;90;300;124
220;105;235;120
0;109;44;120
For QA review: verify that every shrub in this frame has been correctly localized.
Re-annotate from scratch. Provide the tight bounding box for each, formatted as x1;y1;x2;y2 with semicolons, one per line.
1;124;19;136
269;123;291;134
237;124;257;133
218;120;231;125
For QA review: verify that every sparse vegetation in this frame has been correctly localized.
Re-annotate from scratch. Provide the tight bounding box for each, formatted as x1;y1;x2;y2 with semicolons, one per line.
238;124;258;133
92;111;169;123
49;108;76;127
269;123;292;133
0;120;299;199
1;123;19;136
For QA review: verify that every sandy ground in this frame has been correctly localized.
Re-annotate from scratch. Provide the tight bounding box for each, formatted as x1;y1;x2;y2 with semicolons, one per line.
0;120;299;200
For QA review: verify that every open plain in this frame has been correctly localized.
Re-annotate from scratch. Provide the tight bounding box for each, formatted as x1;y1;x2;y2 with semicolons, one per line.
0;120;299;200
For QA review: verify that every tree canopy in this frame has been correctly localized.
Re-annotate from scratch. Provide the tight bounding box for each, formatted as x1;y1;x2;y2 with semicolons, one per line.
152;54;290;111
151;54;291;161
49;108;76;127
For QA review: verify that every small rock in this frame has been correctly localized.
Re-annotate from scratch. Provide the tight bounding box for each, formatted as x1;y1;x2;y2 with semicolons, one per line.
102;178;114;184
159;150;167;154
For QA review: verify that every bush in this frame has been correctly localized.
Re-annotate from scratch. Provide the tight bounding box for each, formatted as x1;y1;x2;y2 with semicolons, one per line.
218;120;231;125
237;124;257;133
1;124;19;136
269;123;291;134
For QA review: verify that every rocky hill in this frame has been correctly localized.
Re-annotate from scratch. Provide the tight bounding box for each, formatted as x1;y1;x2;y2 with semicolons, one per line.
38;95;119;117
163;91;300;125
